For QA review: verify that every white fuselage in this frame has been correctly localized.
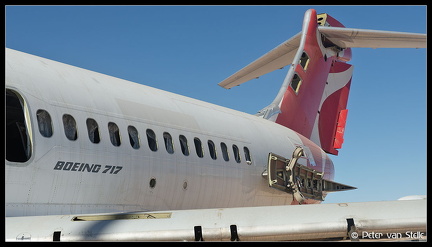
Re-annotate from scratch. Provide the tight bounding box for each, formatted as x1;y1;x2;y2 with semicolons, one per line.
5;48;334;217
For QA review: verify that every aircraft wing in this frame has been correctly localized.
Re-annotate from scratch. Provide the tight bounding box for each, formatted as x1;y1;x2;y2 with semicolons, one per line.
6;199;426;241
218;28;426;89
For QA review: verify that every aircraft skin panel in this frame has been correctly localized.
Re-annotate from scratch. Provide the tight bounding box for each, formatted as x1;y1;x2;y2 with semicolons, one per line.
6;47;334;216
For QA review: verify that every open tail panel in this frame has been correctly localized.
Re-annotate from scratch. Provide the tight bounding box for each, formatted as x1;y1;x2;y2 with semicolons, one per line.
266;149;356;204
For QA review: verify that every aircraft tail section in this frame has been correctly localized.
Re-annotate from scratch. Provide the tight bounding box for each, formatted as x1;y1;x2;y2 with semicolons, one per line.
218;9;426;155
257;9;353;155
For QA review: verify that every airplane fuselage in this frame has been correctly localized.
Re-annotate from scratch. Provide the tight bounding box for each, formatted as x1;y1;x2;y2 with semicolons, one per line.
5;48;334;216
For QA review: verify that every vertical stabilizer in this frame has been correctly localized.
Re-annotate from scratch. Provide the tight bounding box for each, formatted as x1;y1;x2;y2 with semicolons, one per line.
257;9;353;155
219;9;425;155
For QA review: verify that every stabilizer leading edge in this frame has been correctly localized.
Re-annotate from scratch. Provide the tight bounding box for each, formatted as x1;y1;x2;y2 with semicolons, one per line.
217;32;302;89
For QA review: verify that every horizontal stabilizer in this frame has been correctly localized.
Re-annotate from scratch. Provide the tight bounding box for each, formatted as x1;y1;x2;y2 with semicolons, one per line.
318;26;427;49
218;27;426;89
218;32;301;89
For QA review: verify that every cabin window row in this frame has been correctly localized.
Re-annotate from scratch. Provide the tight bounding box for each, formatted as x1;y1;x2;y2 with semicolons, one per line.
36;109;252;165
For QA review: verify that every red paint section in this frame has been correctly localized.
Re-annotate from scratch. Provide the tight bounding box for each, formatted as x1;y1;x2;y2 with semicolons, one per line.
318;62;352;155
286;11;352;205
334;109;348;149
275;9;334;140
324;13;345;28
275;10;353;156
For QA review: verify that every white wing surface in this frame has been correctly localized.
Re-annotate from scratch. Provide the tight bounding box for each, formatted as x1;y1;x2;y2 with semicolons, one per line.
6;199;426;241
218;32;301;89
318;26;427;49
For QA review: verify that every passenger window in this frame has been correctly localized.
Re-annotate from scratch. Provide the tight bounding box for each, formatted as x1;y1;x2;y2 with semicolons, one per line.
233;144;241;163
299;51;310;71
194;137;204;158
244;146;252;165
108;122;121;146
86;118;100;143
221;142;229;162
36;109;53;137
6;89;32;162
128;125;140;149
208;140;217;160
146;129;158;151
290;73;302;94
163;132;174;154
179;135;189;156
62;114;78;141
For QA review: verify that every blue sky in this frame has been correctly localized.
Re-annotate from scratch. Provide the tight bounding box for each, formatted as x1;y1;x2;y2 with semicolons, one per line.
6;5;426;204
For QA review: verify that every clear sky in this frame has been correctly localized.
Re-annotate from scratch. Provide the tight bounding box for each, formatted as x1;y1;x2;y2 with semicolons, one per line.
6;5;426;204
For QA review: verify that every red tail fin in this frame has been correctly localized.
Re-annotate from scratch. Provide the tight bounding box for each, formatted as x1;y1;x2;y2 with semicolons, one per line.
220;8;425;155
272;9;353;155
